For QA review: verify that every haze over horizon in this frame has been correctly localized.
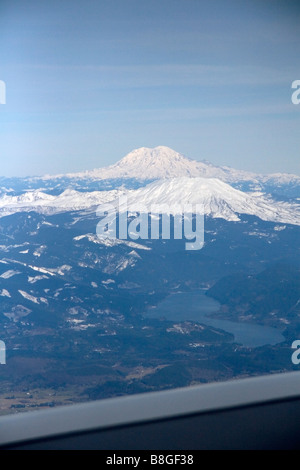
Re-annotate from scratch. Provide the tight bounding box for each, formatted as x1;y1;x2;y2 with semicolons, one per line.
0;0;299;177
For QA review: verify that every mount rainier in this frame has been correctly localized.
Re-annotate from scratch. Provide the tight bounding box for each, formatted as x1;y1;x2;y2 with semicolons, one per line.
43;145;300;190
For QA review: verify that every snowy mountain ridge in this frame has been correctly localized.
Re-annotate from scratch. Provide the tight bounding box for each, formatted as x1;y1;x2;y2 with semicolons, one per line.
1;176;300;226
0;188;125;217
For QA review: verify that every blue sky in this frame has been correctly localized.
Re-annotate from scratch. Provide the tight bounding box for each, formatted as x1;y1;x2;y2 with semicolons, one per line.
0;0;299;177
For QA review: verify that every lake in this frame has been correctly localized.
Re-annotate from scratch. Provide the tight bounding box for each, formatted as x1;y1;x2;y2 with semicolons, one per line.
145;290;285;348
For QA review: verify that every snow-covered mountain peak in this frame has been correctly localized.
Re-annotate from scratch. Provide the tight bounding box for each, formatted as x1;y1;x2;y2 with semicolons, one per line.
37;146;300;193
84;146;202;180
114;177;300;225
64;145;267;183
119;146;190;166
1;190;56;204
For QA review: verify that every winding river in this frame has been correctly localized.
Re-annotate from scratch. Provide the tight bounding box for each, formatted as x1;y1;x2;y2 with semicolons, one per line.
145;290;285;348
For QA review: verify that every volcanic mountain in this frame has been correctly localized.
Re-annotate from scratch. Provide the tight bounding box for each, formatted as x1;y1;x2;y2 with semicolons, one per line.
64;146;258;182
